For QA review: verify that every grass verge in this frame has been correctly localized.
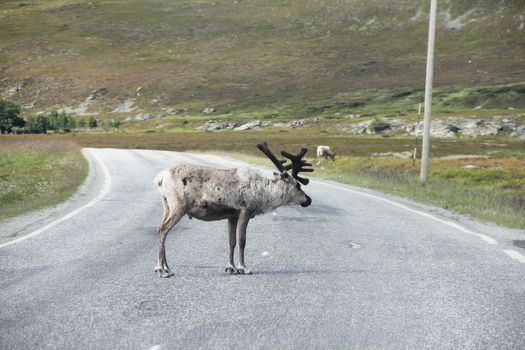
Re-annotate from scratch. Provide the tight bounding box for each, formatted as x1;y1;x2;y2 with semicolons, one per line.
0;136;88;221
2;133;523;230
214;152;525;230
314;157;525;230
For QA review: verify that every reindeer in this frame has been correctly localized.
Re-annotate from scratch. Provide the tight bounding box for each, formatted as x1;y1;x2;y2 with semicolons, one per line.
153;142;313;277
317;145;335;161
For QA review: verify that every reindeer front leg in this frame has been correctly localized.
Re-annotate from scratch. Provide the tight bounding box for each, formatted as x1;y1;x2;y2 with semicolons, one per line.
225;217;238;274
237;210;252;275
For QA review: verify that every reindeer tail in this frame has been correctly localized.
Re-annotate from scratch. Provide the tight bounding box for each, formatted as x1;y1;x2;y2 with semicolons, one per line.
154;169;170;193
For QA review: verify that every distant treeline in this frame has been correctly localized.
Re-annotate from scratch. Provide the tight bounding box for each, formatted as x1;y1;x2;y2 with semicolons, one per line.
0;98;119;134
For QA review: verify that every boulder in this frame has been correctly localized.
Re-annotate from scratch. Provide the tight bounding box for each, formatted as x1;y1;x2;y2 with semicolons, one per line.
123;113;162;123
370;151;412;159
88;88;107;101
290;119;305;128
511;125;525;139
458;119;502;137
501;118;517;130
201;120;240;131
62;88;107;115
234;120;262;131
112;98;136;113
349;121;370;134
430;120;460;138
203;120;228;131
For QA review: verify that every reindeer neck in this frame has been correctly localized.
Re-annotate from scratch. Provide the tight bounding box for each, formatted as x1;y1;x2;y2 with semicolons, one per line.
235;168;294;214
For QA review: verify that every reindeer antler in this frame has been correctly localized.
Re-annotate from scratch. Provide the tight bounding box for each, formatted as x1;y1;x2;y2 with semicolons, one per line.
281;148;313;185
257;142;314;185
257;142;287;173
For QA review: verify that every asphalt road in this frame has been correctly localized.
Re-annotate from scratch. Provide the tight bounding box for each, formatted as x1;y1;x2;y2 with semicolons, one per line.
1;148;525;350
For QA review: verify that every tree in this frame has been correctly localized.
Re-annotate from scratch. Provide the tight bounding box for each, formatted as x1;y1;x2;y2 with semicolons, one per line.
56;111;75;132
26;114;49;134
0;99;25;133
88;116;97;128
107;118;121;129
78;118;86;128
47;110;61;131
66;115;76;131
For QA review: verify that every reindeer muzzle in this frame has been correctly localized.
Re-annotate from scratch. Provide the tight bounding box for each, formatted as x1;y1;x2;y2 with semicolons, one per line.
301;195;312;207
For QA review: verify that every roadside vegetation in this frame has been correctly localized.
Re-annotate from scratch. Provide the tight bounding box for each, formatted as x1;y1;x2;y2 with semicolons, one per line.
1;97;524;228
68;131;525;158
315;157;525;229
0;98;121;134
0;136;87;221
208;148;525;230
6;132;522;229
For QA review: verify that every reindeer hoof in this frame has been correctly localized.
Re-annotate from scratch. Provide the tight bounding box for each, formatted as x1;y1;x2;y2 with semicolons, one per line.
154;265;174;278
236;267;252;275
225;265;238;274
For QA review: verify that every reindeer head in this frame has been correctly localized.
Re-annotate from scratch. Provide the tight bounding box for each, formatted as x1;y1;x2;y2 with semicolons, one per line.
257;142;313;207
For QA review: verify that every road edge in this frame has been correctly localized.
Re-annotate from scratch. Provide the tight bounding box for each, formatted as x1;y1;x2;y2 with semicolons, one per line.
0;149;111;248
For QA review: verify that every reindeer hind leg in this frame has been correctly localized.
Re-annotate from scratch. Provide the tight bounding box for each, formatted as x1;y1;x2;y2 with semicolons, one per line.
155;202;184;278
159;196;170;227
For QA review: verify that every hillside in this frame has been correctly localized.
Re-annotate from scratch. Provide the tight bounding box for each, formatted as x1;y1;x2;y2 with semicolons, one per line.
1;0;524;121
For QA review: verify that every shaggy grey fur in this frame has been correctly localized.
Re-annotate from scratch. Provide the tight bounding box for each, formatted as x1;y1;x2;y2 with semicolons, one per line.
317;145;335;161
153;164;311;277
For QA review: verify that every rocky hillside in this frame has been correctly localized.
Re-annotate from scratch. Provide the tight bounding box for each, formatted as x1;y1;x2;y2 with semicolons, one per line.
0;0;524;120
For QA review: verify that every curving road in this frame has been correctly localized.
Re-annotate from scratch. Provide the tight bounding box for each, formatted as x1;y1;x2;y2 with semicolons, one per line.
1;148;525;350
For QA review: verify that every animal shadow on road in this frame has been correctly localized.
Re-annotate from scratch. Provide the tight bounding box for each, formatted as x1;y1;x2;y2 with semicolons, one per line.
173;265;369;276
235;269;369;276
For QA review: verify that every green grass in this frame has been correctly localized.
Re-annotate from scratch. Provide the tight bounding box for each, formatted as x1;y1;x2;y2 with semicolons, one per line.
20;131;524;229
307;82;525;118
2;132;523;229
0;136;88;221
314;157;525;229
64;131;525;159
204;150;525;229
209;151;525;229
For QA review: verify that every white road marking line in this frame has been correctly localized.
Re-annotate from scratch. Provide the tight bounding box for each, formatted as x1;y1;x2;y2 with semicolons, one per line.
148;345;163;350
315;181;498;245
0;149;111;249
503;250;525;263
261;251;269;256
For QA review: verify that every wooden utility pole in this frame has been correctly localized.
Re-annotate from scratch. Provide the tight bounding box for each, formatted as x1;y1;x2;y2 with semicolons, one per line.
412;103;422;168
420;0;437;184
